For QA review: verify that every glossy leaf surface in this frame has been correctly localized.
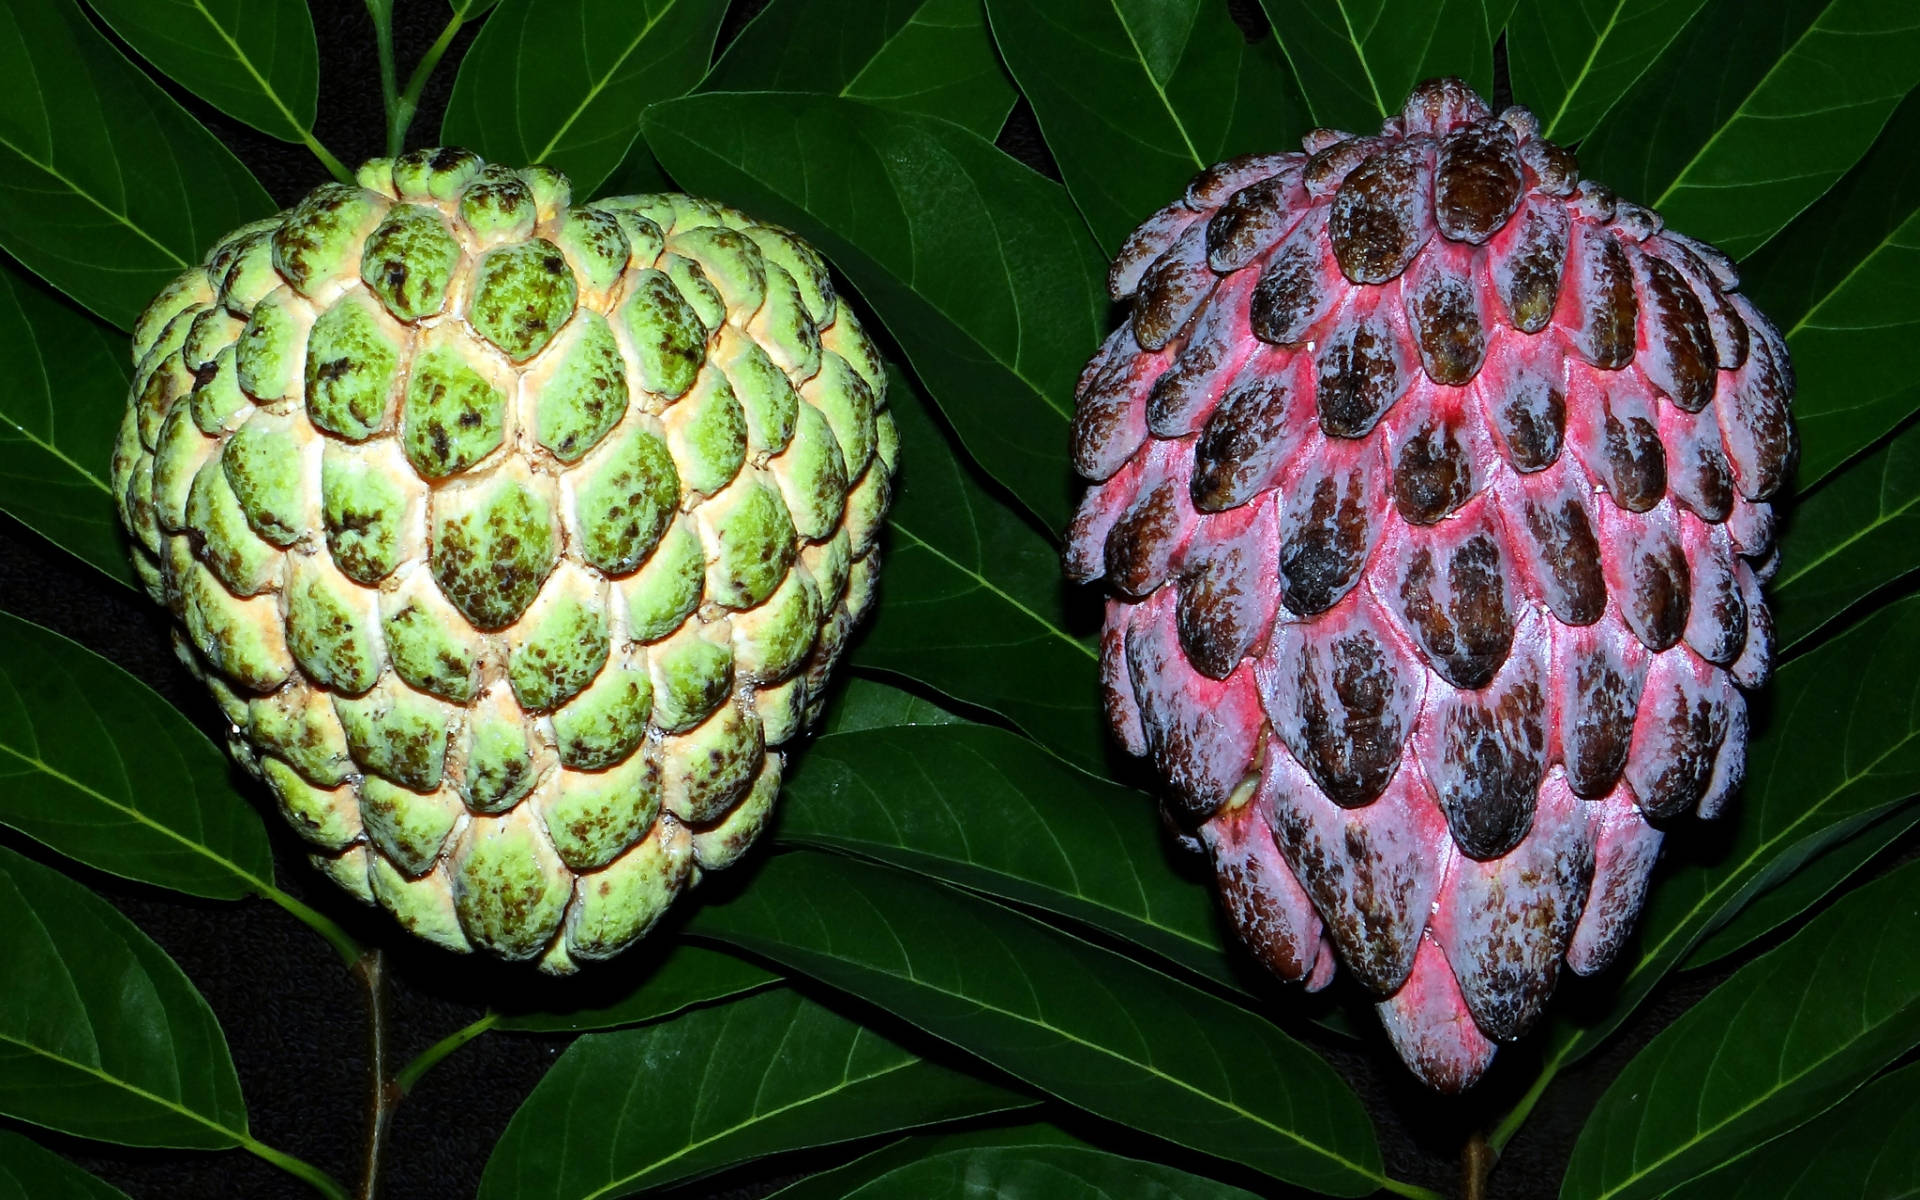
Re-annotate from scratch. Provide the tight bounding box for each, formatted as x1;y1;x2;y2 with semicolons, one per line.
0;1131;131;1199
1257;0;1497;131
692;852;1387;1197
1506;0;1715;142
494;945;779;1033
478;988;1031;1200
0;612;275;900
0;844;247;1149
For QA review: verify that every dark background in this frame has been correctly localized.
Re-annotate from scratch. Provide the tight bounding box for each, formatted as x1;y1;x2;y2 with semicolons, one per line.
0;1;1863;1196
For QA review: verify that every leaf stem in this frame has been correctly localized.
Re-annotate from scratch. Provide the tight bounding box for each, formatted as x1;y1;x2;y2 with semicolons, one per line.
363;0;398;117
387;12;465;157
301;131;354;185
356;950;396;1200
394;1012;498;1095
255;881;365;969
239;1133;353;1200
1381;1177;1447;1200
1488;1060;1558;1154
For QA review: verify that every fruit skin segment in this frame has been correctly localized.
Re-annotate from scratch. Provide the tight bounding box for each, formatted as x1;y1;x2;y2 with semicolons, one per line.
1067;79;1791;1090
113;148;895;973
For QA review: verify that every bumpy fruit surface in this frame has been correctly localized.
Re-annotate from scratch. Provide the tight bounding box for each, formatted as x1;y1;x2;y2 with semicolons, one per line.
113;148;894;972
1068;80;1791;1089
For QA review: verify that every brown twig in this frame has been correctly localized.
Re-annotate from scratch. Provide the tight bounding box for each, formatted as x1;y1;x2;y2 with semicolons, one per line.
1461;1128;1495;1200
355;949;400;1200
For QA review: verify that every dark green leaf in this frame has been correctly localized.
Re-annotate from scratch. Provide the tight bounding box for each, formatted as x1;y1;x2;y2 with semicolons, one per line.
1257;0;1498;131
645;91;1107;530
1506;0;1716;142
495;944;779;1033
0;1130;131;1199
594;141;675;199
853;371;1105;769
986;0;1308;254
81;0;321;147
441;0;726;198
1741;89;1920;488
1563;857;1920;1200
1663;1058;1920;1200
707;0;1015;140
1684;803;1920;969
778;723;1237;988
0;0;272;330
819;678;967;735
0;262;134;586
0;611;276;900
0;843;247;1148
1578;0;1920;258
477;988;1031;1200
692;852;1387;1197
1534;593;1920;1076
1770;419;1920;652
769;1123;1265;1199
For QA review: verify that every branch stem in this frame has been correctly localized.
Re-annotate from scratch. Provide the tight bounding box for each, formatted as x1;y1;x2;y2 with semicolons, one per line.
363;0;398;115
1462;1129;1494;1200
387;12;465;156
356;950;397;1200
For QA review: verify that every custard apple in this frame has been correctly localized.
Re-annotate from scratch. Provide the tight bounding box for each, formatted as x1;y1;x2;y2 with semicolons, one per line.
112;148;894;973
1067;79;1791;1089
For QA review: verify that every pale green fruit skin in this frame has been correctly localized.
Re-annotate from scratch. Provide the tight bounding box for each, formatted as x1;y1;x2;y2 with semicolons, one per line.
113;148;895;972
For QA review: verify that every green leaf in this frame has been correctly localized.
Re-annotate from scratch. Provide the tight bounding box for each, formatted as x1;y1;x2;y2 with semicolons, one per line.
985;0;1308;254
0;611;276;900
691;852;1387;1197
594;141;675;199
853;371;1105;769
1506;0;1717;142
0;1130;131;1199
777;723;1238;988
0;843;247;1149
1577;0;1920;259
1663;1058;1920;1200
477;987;1031;1200
819;677;967;735
645;91;1107;531
80;0;321;146
707;0;1016;140
1562;857;1920;1200
769;1124;1265;1199
0;262;134;587
1685;803;1920;969
1257;0;1498;131
0;0;272;330
1741;88;1920;488
1769;419;1920;653
441;0;726;199
494;944;779;1033
1531;594;1920;1078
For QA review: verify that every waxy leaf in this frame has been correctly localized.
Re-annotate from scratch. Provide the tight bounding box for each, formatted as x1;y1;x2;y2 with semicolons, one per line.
0;844;247;1148
1770;419;1920;652
494;944;778;1033
1531;594;1920;1080
0;263;134;587
777;723;1237;987
707;0;1015;140
1663;1058;1920;1200
987;0;1308;254
770;1124;1265;1199
1564;857;1920;1200
1257;0;1498;132
646;91;1107;530
1578;0;1920;258
1686;803;1920;969
442;0;727;199
0;1131;131;1199
478;988;1031;1200
1506;0;1716;143
0;0;271;330
82;0;322;148
0;612;275;900
853;372;1105;769
819;677;968;734
692;852;1386;1197
1743;89;1920;488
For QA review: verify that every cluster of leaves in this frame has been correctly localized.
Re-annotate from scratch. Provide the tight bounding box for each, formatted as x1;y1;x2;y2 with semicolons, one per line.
1;0;1918;1197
